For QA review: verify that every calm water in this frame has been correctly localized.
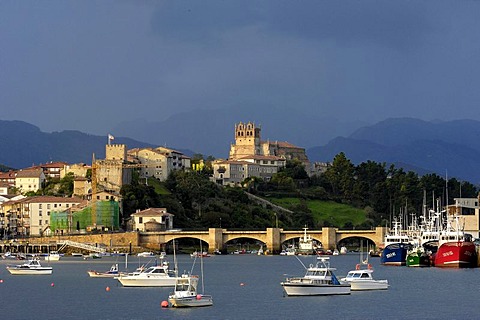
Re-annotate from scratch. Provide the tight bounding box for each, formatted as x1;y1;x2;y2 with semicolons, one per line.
1;253;479;320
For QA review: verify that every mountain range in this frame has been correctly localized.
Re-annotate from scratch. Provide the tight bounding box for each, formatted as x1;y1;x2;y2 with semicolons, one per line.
1;117;479;185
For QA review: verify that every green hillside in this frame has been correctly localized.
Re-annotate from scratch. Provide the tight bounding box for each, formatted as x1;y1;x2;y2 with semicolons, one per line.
267;197;366;228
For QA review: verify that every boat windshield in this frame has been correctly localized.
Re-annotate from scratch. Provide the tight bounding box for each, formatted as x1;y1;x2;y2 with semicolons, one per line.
305;270;326;277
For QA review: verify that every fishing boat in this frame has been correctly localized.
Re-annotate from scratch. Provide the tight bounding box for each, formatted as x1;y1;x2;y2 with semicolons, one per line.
88;263;125;278
297;227;315;255
117;258;179;287
380;219;412;266
280;257;350;296
433;214;477;268
6;257;53;275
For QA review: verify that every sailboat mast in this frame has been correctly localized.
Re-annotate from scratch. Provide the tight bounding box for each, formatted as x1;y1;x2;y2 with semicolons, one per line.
200;240;205;294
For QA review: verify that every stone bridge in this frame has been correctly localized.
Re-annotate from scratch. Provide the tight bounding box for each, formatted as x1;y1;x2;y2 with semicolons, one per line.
140;227;388;253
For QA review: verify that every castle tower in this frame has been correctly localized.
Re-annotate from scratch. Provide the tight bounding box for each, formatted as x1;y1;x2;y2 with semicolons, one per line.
106;144;127;162
229;122;262;159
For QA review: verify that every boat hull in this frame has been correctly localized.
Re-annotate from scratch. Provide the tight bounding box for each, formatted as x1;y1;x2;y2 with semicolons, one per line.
346;280;388;291
381;243;410;266
406;250;431;267
281;282;351;296
117;277;178;287
7;267;52;275
434;241;477;268
169;295;213;307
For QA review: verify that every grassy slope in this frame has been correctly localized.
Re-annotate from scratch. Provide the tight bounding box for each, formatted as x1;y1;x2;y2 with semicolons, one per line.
147;177;171;195
267;197;366;228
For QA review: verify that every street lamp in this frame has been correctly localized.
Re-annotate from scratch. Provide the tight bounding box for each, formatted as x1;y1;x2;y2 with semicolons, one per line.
274;213;278;228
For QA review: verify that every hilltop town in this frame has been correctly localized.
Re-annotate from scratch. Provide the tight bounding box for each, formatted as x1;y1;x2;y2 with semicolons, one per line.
0;122;313;239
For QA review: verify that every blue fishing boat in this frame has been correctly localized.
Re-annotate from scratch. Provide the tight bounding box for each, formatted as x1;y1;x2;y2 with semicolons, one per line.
381;220;412;266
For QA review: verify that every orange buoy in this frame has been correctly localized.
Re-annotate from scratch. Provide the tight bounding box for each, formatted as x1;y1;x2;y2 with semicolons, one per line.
105;286;110;292
161;301;169;308
50;282;55;287
355;264;360;270
196;294;202;300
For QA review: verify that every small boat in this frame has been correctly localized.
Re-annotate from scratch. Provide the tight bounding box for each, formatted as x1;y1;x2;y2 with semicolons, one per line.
280;257;350;296
340;246;348;254
6;257;53;275
168;240;213;308
190;251;210;258
117;259;179;287
137;251;155;257
83;253;102;259
340;264;389;291
168;274;213;307
44;251;61;261
213;248;222;255
71;252;83;257
88;263;125;278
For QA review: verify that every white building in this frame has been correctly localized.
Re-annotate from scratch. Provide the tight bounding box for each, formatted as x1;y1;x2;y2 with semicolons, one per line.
130;208;174;232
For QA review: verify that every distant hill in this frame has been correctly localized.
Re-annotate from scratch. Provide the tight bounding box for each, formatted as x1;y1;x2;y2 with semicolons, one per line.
0;120;171;169
109;106;367;158
3;117;479;184
307;118;480;184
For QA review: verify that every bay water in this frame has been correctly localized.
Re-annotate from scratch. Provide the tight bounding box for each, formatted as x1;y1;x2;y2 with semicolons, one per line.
1;253;479;320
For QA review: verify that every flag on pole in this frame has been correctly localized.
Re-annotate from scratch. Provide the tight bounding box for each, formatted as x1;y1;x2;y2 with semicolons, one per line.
108;134;115;145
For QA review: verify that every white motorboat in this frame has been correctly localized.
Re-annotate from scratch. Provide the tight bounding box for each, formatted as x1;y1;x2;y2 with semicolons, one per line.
88;263;125;278
44;251;61;261
281;257;350;296
116;260;179;287
168;274;213;307
6;258;53;275
168;239;213;308
137;251;155;257
340;265;389;291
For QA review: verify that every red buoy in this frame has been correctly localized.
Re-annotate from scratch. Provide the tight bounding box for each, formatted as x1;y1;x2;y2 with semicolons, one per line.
161;300;169;308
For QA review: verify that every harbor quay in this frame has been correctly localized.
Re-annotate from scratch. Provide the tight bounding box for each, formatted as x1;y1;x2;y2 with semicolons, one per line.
0;227;388;255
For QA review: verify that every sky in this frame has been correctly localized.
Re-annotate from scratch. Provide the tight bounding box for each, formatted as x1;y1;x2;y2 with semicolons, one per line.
2;0;480;136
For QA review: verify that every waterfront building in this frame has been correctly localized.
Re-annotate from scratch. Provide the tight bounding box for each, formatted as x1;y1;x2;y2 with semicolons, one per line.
1;196;83;237
129;207;174;232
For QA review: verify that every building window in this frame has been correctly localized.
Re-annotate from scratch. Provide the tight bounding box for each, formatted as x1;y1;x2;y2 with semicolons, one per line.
39;220;42;225
139;217;143;223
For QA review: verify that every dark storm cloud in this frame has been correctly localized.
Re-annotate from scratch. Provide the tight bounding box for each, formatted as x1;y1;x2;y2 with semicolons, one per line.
2;0;480;135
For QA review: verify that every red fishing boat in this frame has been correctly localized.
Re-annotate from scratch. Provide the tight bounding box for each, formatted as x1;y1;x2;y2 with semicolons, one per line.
433;215;477;268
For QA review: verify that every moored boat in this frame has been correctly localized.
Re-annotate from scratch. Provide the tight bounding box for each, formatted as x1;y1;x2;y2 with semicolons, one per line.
168;274;213;307
280;257;350;296
117;259;180;287
340;265;389;291
6;257;53;275
44;251;61;261
381;220;412;266
434;215;477;268
88;263;125;278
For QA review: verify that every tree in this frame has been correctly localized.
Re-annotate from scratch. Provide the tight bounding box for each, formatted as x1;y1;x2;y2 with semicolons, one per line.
324;152;355;200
